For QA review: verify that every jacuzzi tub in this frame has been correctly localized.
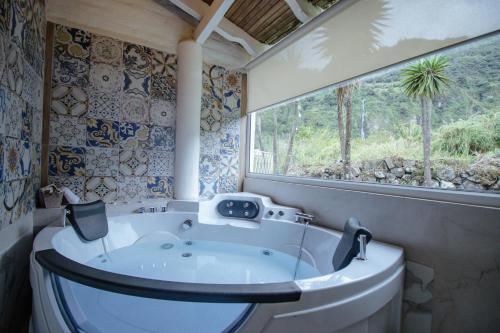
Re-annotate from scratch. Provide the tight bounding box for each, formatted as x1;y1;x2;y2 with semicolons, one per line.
30;193;404;333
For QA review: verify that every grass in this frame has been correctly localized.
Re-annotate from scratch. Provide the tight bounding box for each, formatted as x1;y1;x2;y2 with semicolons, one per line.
257;113;499;173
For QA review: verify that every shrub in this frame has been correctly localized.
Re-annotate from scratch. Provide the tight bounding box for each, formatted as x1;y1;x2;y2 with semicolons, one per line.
435;113;499;156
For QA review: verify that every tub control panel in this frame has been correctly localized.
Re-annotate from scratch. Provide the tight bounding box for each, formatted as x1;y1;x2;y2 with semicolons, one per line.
217;200;259;219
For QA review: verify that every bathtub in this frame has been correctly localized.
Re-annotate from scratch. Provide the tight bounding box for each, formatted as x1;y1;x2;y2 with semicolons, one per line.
30;193;404;333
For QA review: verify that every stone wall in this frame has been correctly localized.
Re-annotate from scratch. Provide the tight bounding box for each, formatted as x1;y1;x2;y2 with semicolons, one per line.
0;0;46;331
303;154;500;193
47;24;242;203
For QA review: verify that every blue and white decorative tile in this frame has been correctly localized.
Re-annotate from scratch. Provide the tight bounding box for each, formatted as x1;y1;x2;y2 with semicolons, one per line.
220;155;239;177
221;116;240;136
54;25;91;61
223;89;241;118
0;86;8;135
119;122;149;150
49;114;86;146
199;178;218;199
200;131;220;155
7;93;24;139
223;70;242;92
149;99;175;127
48;176;85;202
32;176;40;203
8;0;26;49
217;176;238;193
0;190;3;228
203;64;224;92
52;56;89;87
199;154;220;182
32;143;41;179
19;140;31;178
220;133;239;156
91;34;123;66
48;145;85;177
86;118;119;148
0;36;5;82
120;94;149;124
0;137;3;184
90;62;123;93
5;89;25;139
119;149;148;176
21;59;41;107
2;179;27;226
88;89;120;121
21;105;32;141
149;126;174;151
22;0;45;75
147;150;174;176
85;147;119;177
4;139;31;181
123;43;152;75
147;176;173;198
150;74;175;102
118;176;147;202
32;107;43;143
123;69;150;97
4;41;24;95
0;0;9;34
151;50;176;77
222;70;241;118
23;178;34;216
3;138;18;181
85;176;117;203
200;96;222;132
51;84;88;116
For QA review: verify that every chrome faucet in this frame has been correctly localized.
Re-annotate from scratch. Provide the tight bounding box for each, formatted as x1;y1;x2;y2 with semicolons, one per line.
295;212;314;224
357;234;367;260
181;219;193;231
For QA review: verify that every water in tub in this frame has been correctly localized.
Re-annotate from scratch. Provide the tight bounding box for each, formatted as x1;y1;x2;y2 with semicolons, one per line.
87;239;320;283
58;240;320;332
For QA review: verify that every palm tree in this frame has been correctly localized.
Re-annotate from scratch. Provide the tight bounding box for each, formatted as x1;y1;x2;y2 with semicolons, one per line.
401;56;450;186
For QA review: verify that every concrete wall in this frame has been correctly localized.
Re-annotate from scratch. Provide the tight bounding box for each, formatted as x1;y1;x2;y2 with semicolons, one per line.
244;177;500;333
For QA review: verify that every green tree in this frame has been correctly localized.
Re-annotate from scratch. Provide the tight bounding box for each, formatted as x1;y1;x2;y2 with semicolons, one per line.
336;83;357;177
401;56;450;185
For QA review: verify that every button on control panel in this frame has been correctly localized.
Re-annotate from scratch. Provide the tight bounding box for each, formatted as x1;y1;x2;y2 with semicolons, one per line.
217;200;259;219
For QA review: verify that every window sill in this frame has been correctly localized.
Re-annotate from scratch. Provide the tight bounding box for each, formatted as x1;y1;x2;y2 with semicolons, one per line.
245;173;500;209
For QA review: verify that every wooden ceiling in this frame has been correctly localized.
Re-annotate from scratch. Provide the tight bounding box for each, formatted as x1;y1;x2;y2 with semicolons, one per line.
202;0;339;45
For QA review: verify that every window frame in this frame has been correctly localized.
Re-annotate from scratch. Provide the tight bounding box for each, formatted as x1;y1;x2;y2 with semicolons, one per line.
244;33;500;209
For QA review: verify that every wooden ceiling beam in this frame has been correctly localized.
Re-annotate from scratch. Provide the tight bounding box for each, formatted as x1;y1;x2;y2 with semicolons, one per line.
167;0;265;56
194;0;235;44
284;0;322;23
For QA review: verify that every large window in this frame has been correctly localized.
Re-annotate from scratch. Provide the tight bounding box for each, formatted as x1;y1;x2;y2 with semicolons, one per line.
249;34;499;194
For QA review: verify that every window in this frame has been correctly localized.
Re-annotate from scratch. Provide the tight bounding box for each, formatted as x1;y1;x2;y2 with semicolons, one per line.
249;34;499;194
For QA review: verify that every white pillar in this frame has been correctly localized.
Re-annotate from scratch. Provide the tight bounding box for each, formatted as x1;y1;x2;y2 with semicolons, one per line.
174;39;202;200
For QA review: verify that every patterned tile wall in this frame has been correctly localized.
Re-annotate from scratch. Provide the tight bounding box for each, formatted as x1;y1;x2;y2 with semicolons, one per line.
199;64;241;198
0;0;45;230
48;24;242;203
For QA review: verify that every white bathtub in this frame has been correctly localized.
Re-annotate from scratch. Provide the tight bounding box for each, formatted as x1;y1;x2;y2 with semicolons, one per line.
30;193;404;333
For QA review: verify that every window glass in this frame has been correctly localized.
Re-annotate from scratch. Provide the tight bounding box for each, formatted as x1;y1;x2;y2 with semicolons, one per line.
249;34;499;193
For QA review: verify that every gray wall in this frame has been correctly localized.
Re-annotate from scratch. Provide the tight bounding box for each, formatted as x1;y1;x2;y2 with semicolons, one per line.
244;177;500;333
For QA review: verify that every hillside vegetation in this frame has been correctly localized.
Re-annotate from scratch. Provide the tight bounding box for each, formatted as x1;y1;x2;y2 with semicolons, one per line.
254;35;499;191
